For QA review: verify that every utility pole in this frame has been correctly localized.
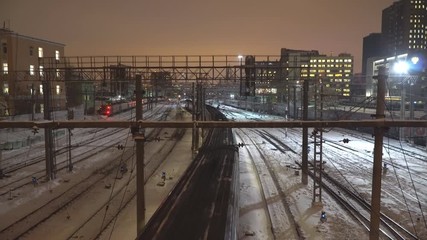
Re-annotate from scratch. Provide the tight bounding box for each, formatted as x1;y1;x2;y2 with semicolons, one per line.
67;109;74;172
0;148;3;179
293;85;297;119
400;83;406;141
135;74;146;236
312;78;324;205
31;83;35;121
369;66;387;240
195;83;202;149
301;79;309;185
192;83;196;152
43;72;55;180
68;128;72;171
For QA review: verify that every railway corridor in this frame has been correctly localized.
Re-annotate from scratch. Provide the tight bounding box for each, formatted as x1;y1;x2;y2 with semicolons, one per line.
0;103;193;240
222;104;427;239
1;103;427;239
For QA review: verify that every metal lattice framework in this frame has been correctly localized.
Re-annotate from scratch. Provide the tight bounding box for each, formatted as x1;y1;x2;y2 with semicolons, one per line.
39;55;288;84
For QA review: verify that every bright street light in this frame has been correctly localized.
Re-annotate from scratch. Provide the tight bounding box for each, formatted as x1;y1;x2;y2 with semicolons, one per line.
393;61;409;74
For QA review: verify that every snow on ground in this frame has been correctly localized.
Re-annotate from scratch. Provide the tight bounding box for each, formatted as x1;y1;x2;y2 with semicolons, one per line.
220;104;426;239
1;103;426;239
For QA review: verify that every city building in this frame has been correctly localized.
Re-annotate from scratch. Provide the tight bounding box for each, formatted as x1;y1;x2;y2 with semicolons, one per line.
279;48;320;104
362;0;427;110
0;28;65;117
309;53;354;100
367;53;425;107
362;33;384;77
382;0;427;57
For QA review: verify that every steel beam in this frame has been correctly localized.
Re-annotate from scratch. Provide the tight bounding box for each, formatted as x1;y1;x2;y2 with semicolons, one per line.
1;120;426;129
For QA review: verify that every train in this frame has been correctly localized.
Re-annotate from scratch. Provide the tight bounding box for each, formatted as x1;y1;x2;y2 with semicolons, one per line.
96;98;166;116
97;101;137;116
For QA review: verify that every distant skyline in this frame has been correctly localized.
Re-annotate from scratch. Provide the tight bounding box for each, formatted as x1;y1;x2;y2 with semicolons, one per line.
1;0;395;72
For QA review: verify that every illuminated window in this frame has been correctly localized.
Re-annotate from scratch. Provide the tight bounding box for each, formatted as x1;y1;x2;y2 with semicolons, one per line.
55;50;60;60
3;83;8;94
39;84;43;94
30;65;35;75
56;85;60;95
2;63;8;74
38;47;43;58
39;66;44;76
56;69;60;77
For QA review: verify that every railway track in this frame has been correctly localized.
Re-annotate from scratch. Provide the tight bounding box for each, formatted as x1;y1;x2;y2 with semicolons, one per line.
0;106;170;197
138;106;239;240
257;129;419;239
235;129;303;240
0;105;184;240
1;104;168;174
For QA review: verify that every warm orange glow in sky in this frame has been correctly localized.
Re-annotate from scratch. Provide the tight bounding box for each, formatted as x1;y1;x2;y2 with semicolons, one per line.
1;0;395;72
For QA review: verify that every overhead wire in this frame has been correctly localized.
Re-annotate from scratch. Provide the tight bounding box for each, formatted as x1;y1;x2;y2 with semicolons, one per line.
106;138;136;240
383;79;426;236
98;116;134;236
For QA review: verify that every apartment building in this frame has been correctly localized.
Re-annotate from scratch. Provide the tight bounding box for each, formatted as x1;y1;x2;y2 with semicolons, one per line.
0;28;65;117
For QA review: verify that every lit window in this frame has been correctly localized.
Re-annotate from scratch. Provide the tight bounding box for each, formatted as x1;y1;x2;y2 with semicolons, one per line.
30;65;35;75
3;83;8;94
55;50;60;60
2;63;8;74
39;84;43;94
56;69;60;77
56;85;60;95
38;47;43;58
39;66;44;76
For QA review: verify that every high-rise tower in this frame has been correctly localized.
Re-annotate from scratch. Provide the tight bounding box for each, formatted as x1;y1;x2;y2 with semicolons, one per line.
382;0;427;56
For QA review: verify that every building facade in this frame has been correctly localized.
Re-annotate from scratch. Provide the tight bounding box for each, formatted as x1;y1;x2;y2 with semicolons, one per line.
367;53;425;105
279;48;320;104
382;0;427;56
362;33;384;77
0;28;65;116
309;53;354;100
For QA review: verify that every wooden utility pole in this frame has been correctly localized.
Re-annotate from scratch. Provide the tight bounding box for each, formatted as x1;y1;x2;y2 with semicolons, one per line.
135;75;146;236
369;66;387;239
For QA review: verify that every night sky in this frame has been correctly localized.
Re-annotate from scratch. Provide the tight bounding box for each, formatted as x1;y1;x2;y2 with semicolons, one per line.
1;0;395;72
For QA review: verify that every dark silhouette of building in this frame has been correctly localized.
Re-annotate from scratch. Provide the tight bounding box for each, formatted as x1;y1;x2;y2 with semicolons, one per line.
362;33;384;76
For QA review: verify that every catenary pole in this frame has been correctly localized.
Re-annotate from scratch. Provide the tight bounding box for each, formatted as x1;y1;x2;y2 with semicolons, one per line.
43;72;55;180
369;66;387;239
302;79;309;184
135;75;146;236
